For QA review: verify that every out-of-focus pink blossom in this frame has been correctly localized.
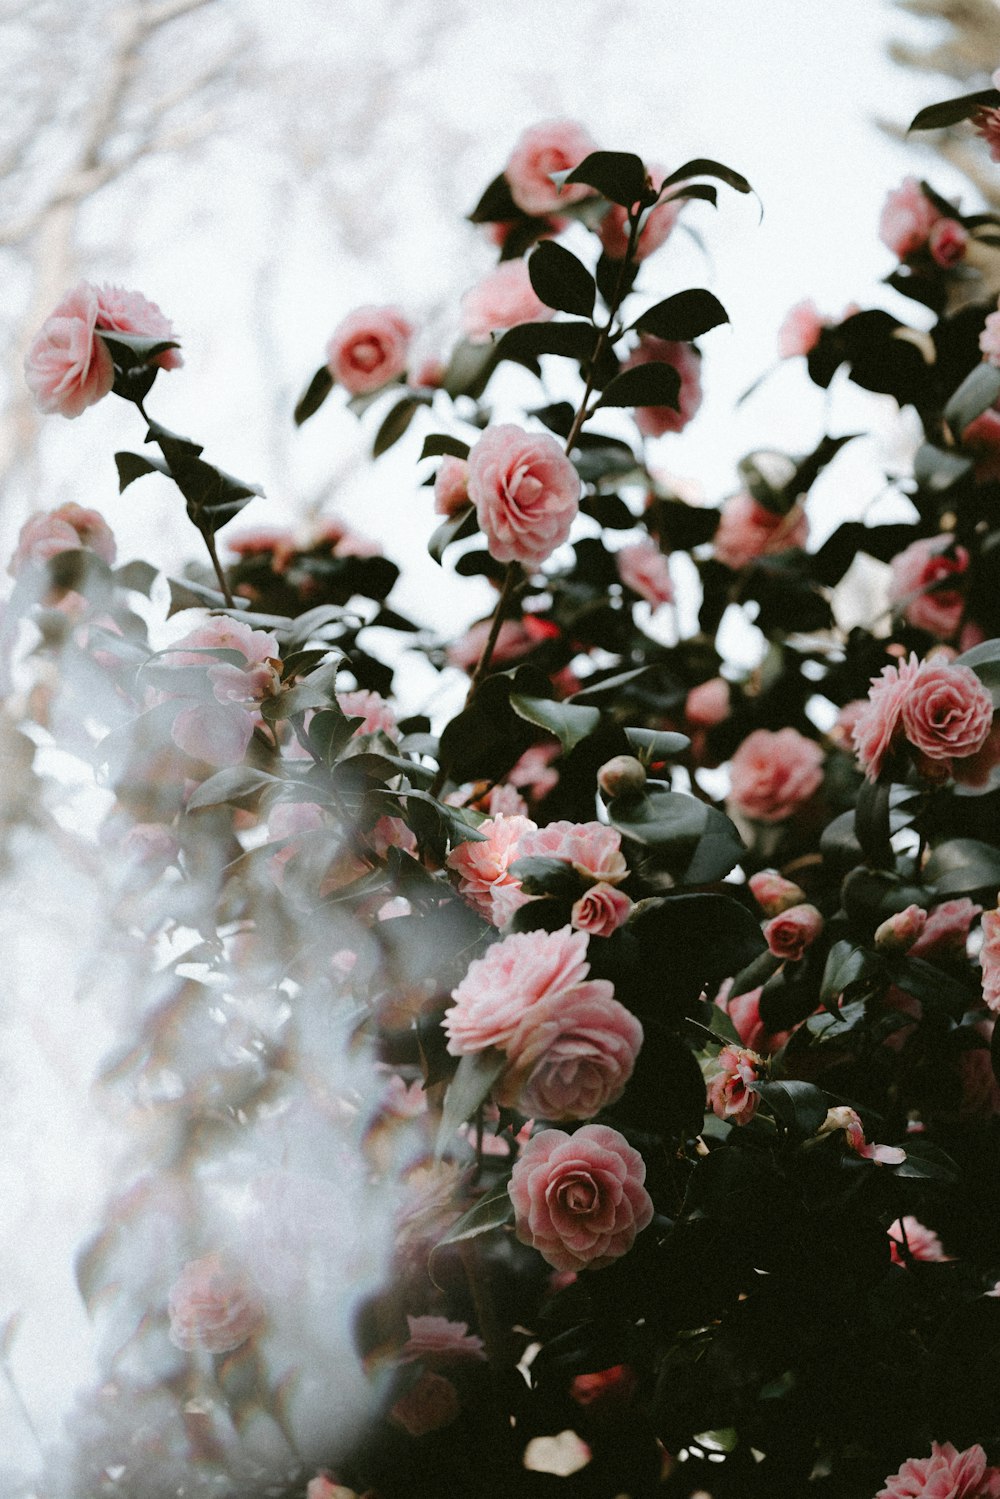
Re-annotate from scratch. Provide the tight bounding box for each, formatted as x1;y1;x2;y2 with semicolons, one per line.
571;882;632;938
446;616;538;673
713;492;808;570
748;869;807;917
167;1252;264;1354
570;1363;639;1408
325;305;413;395
306;1476;358;1499
504;119;599;216
889;535;969;640
401;1315;486;1365
622;338;702;438
981;306;1000;366
874;904;928;951
446;814;537;927
909;898;982;960
508;741;561;800
878;177;941;259
24;282;115;417
598;163;682;261
8;503;117;579
976;105;1000;163
390;1370;460;1436
225;526;299;571
336;688;398;739
877;1441;1000;1499
982;907;1000;1013
615;539;673;608
164;618;281;768
685;677;729;727
517;820;628;885
434;456;470;518
777;299;826;359
461;259;553;343
830;699;867;752
763;903;824;961
466;423;580;569
928;217;969;267
707;1044;763;1125
728;728;824;823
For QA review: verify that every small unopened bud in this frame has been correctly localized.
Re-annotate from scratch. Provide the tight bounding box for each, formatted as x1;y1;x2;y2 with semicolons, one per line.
874;903;928;952
748;869;806;917
597;755;647;800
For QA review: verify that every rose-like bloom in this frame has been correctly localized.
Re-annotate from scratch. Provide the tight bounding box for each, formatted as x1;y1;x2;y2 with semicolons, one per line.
461;259;553;344
982;907;1000;1014
685;677;729;727
878;1441;1000;1499
466;423;581;568
446;813;537;927
707;1044;763;1125
714;983;776;1055
8;503;116;578
500;983;643;1120
336;688;398;739
485;781;528;816
434;455;470;518
887;1216;951;1267
519;819;628;885
508;1124;653;1271
878;177;941;260
728;728;824;823
875;904;928;951
713;492;809;570
325;305;413;395
929;217;969;267
24;282;115;417
852;654;924;782
401;1315;486;1365
508;741;561;800
910;898;982;960
889;536;969;640
167;1252;264;1354
615;539;673;608
504;119;599;216
818;1106;906;1165
94;282;182;369
598;162;682;262
446;616;538;672
777;299;826;359
830;698;867;752
748;869;807;917
981;306;1000;366
390;1370;460;1436
976;105;1000;163
901;660;994;770
763;903;824;961
164;618;281;767
571;882;632;938
622;337;702;438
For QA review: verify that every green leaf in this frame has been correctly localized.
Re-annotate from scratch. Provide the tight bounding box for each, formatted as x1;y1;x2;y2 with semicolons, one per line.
914;442;973;494
307;707;363;765
657;157;753;198
632;289;729;342
372;393;427;458
294;364;334;426
855;776;893;869
946;360;1000;439
96;330;180;368
186;766;284;811
428;502;479;565
509;693;601;755
436;1049;506;1158
166;575;247;616
608;785;746;884
893;1139;958;1182
528;240;596;318
750;1079;828;1136
909;89;1000;132
561;150;650;207
659;183;718;210
115;450;171;492
924;838;1000;898
419;434;471;462
955;640;1000;707
728;948;783;1000
569;665;652;703
596;361;681;412
402;788;487;848
113;559;159;594
820;941;878;1009
261;658;344;721
624;727;691;759
492;319;597;369
434;1183;514;1248
699;1003;743;1048
508;855;584;898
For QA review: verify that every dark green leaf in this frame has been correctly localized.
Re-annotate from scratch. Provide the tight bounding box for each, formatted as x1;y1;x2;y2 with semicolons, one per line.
820;941;878;1009
115;450;171;492
307;707;363;766
96;330;180;368
294;365;334;426
925;837;1000;898
419;434;471;462
855;776;893;869
561;151;650;207
609;785;745;884
633;289;729;342
893;1139;958;1182
166;575;245;616
372;394;426;457
493;319;597;369
658;157;753;197
568;665;652;703
509;693;601;755
433;1183;514;1247
624;727;691;759
914;442;974;494
909;89;1000;132
750;1079;828;1136
728;948;783;1000
508;855;584;898
428;503;479;565
436;1049;506;1157
186;766;284;811
468;170;521;223
659;183;718;209
946;360;1000;439
596;361;681;411
113;559;159;594
528;240;596;318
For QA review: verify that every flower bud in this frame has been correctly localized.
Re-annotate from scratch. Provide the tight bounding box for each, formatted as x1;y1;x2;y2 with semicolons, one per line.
748;868;806;917
874;903;928;952
597;755;647;800
763;902;824;961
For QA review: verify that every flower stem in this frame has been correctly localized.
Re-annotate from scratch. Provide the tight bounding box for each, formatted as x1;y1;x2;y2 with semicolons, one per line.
200;524;237;609
563;206;643;455
465;561;520;705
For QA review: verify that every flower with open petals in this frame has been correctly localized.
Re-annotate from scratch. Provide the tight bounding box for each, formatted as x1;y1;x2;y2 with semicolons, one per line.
504;120;598;216
982;906;1000;1014
466;424;580;569
707;1044;763;1125
167;1252;264;1354
24;282;114;417
401;1316;486;1365
728;728;824;822
461;259;553;343
877;1441;1000;1499
325;305;413;395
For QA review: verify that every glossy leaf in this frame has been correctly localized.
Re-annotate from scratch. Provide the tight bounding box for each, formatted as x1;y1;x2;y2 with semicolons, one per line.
436;1049;506;1158
428;503;479;565
750;1079;828;1136
293;365;334;426
115;450;170;492
561;150;650;207
528;240;596;318
632;289;729;342
372;393;427;457
909;89;1000;132
509;693;601;755
419;433;471;462
596;361;681;411
186;766;284;811
657;157;753;197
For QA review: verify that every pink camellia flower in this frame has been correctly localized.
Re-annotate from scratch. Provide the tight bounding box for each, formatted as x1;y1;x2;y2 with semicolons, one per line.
446;813;538;927
501;982;643;1120
461;259;553;344
728;728;824;823
715;982;786;1055
434;455;470;518
909;898;982;960
615;539;673;608
485;781;529;817
167;1252;264;1354
830;699;867;752
266;800;325;888
622;337;702;438
707;1044;763;1125
598;162;682;262
685;677;730;728
929;217;969;267
504;119;599;216
763;903;824;961
777;299;826;359
466;423;581;569
962;401;1000;482
877;1441;1000;1499
975;105;1000;163
571;882;632;938
390;1369;460;1436
887;1216;951;1266
445;926;603;1056
518;820;628;886
306;1476;358;1499
446;616;538;672
713;492;809;570
749;869;807;917
982;907;1000;1014
8;502;117;578
878;177;941;260
508;1124;653;1271
401;1315;486;1365
226;526;299;571
508;741;561;800
852;653;924;782
94;283;183;369
819;1106;906;1165
981;306;1000;366
165;617;281;768
325;305;413;395
336;688;398;739
901;659;994;771
889;535;969;640
874;904;928;951
24;282;115;417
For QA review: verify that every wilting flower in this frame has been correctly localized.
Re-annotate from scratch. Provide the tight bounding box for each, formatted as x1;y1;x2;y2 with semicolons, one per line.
819;1106;905;1165
707;1044;763;1125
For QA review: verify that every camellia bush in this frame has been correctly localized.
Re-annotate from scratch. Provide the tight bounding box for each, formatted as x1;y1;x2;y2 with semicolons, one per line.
9;81;1000;1499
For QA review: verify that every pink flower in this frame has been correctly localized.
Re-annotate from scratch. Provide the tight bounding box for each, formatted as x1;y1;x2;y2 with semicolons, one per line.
713;492;809;570
504;119;599;216
446;616;538;672
517;820;628;885
929;218;969;267
24;282;115;417
485;782;528;816
622;337;702;438
877;1441;1000;1499
889;536;969;640
728;728;824;823
466;424;580;568
508;741;561;799
878;177;941;260
164;618;281;767
226;526;299;571
981;308;1000;366
508;1124;653;1271
401;1315;486;1365
852;654;925;781
306;1477;357;1499
570;1364;639;1408
571;882;632;938
461;259;553;344
445;926;597;1055
763;903;824;961
685;677;730;727
325;305;413;395
615;539;673;608
500;982;643;1120
446;813;538;927
777;299;826;359
598;163;682;262
707;1044;763;1125
390;1370;460;1436
8;503;116;578
94;283;182;369
976;105;1000;163
167;1252;264;1354
875;904;928;951
901;660;994;771
748;869;807;917
887;1216;951;1267
819;1106;905;1165
434;455;470;518
982;907;1000;1014
831;699;867;752
910;898;982;960
336;688;398;739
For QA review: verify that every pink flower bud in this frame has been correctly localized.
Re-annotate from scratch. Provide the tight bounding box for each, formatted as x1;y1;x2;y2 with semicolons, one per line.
874;904;928;951
571;882;633;938
928;217;969;267
763;903;824;962
748;869;807;917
